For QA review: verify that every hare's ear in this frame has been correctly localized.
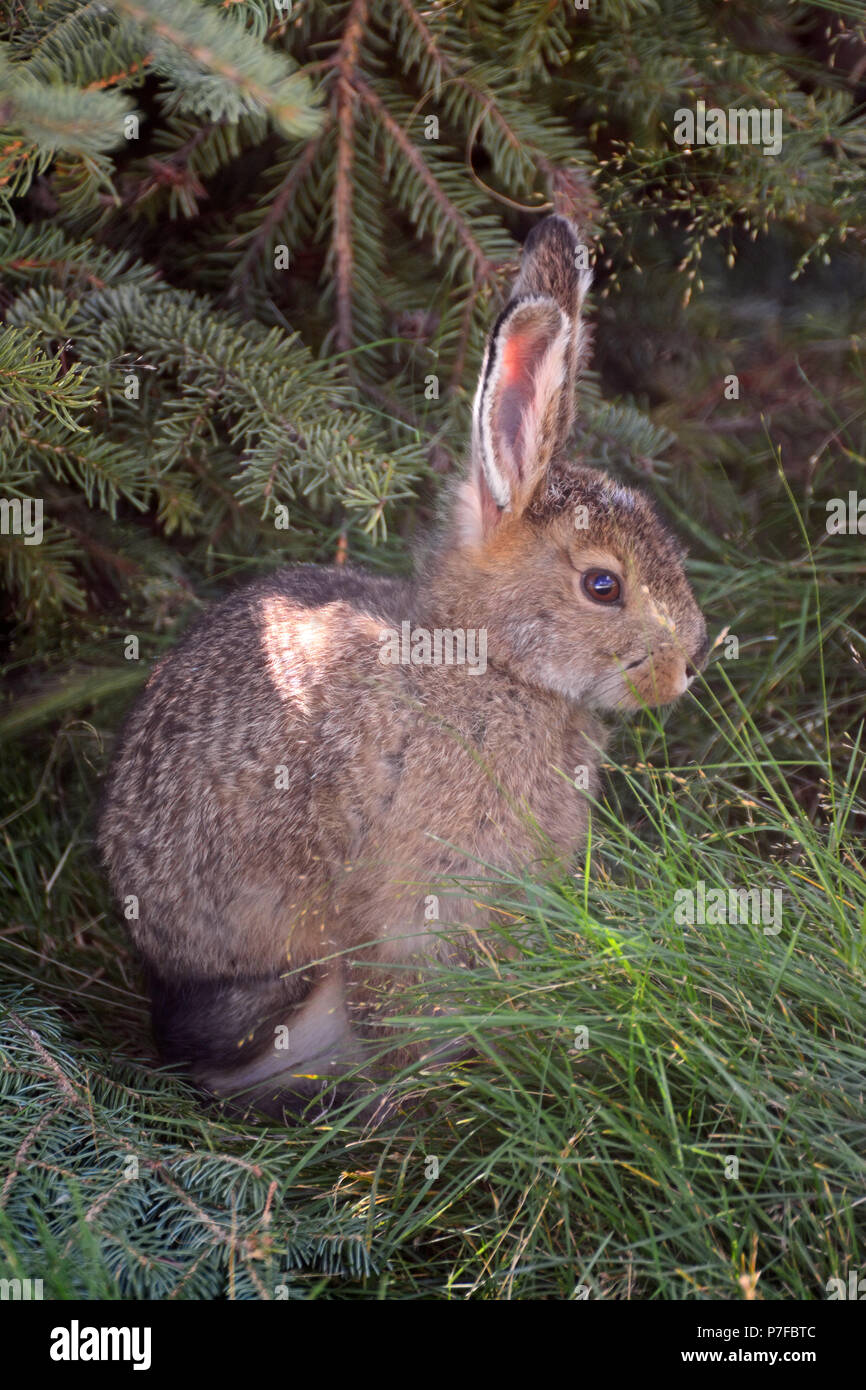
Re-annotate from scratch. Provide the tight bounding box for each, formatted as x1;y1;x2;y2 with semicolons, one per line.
464;216;590;541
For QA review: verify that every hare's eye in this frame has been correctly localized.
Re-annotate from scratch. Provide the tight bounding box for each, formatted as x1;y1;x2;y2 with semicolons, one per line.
582;569;622;604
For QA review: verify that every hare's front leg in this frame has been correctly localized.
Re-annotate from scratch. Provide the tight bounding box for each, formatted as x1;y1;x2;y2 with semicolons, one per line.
332;871;482;1077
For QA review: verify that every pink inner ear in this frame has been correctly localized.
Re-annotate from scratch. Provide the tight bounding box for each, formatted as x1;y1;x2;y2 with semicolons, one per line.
501;325;550;389
498;325;553;470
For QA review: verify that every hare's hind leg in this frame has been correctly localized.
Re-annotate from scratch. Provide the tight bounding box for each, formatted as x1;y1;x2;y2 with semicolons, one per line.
201;972;363;1089
150;968;367;1119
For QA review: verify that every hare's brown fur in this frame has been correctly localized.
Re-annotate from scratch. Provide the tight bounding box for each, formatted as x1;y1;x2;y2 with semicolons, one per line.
99;216;707;1115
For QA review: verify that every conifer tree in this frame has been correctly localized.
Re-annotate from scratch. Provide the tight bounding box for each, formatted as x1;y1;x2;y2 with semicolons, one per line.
1;0;863;670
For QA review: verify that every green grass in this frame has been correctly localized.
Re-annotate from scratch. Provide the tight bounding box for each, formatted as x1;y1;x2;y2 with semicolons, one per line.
1;473;864;1300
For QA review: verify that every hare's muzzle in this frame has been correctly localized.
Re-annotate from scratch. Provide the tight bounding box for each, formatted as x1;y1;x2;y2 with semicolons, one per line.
685;634;711;685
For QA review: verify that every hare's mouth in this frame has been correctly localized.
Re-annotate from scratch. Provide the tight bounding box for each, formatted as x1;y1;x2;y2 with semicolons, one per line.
613;651;694;709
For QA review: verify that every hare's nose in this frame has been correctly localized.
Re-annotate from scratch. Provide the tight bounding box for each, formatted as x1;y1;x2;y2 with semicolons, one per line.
686;636;710;680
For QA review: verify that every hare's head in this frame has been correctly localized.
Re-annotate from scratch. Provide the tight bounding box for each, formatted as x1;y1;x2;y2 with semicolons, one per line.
433;215;707;711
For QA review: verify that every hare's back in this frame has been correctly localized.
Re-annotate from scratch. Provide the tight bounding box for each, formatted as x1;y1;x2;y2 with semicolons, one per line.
99;565;410;876
139;562;408;710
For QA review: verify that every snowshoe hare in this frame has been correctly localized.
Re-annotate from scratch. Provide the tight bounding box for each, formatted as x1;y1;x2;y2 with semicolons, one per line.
99;216;707;1119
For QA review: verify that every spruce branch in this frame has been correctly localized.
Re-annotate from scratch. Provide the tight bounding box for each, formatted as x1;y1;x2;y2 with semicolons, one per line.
228;125;329;298
331;0;369;354
0;41;132;158
109;0;323;137
0;324;97;430
352;74;498;285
